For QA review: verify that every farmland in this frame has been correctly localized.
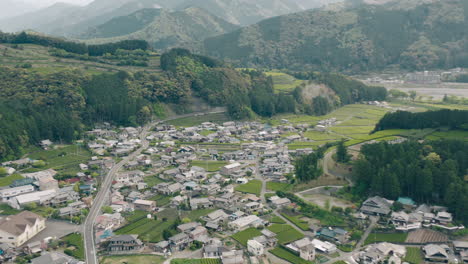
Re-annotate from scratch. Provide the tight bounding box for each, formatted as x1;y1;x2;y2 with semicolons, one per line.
265;71;305;93
267;181;294;192
364;233;408;245
280;212;310;231
166;112;230;127
231;227;262;246
267;224;305;244
190;160;228;172
235;180;262;196
269;247;314;264
405;229;448;244
101;255;165;264
171;259;221;264
0;174;24;187
404;247;423;264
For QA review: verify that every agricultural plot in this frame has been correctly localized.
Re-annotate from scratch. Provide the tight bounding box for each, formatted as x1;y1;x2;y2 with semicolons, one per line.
27;144;92;176
404;247;423;264
102;255;165;264
267;224;304;244
231;227;262;246
115;217;174;243
269;247;314;264
267;181;294;192
62;233;84;260
190;160;228;172
171;259;221;264
265;71;305;93
182;208;217;221
143;175;165;187
280;213;309;231
364;233;408;245
270;216;287;224
149;194;171;206
235;180;262;196
405;229;448;244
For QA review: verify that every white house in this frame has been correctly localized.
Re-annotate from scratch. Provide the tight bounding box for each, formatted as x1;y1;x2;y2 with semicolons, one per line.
0;185;35;201
247;239;264;256
0;211;46;247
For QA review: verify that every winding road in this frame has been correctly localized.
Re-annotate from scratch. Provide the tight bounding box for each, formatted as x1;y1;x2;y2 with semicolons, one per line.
83;111;225;264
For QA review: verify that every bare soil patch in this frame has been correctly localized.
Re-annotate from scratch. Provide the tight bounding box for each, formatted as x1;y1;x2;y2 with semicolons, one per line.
405;229;449;244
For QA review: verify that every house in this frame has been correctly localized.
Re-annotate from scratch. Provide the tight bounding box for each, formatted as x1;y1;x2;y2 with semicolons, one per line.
423;244;449;263
268;196;291;208
155;182;183;195
357;243;406;264
31;251;85;264
250;229;277;249
203;209;229;223
21;169;57;180
317;227;348;244
8;189;56;209
177;222;201;233
247;239;264;256
360;196;393;216
397;197;417;210
190;198;213;210
229;215;263;230
40;140;53;149
222;250;244;264
244;202;263;214
0;211;46;247
435;212;453;225
58;201;86;217
169;233;192;251
0;185;35;201
204;244;228;258
221;163;242;175
107;235;143;253
300;244;316;261
189;226;208;241
133;200;156;212
38;175;59;191
454;241;468;254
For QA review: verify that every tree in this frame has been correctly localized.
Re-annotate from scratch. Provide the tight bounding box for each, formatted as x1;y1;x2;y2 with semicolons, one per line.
0;167;7;177
33;160;46;168
102;206;113;214
162;229;172;240
409;91;417;101
182;217;191;224
336;140;350;163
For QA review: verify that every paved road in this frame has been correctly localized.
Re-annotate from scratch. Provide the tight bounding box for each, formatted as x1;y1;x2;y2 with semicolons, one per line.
83;111;225;264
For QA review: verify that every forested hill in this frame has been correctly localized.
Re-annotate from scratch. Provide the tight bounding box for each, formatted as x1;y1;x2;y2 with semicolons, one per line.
373;110;468;132
203;0;468;72
81;7;239;50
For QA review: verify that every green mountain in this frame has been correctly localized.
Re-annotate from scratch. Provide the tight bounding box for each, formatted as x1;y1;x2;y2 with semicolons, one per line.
82;7;239;49
175;0;303;26
203;0;468;72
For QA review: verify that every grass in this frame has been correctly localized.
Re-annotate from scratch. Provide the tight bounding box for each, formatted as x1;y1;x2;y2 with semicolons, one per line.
0;204;21;215
166;112;230;127
26;144;92;176
101;255;165;264
182;208;217;221
0;174;24;187
115;217;174;243
280;213;309;231
404;247;423;264
62;233;84;260
190;160;228;172
266;181;294;192
231;227;262;246
270;216;287;224
265;71;305;93
364;233;408;245
269;247;314;264
235;180;262;196
143;175;165;187
149;194;171;207
267;224;304;244
171;259;221;264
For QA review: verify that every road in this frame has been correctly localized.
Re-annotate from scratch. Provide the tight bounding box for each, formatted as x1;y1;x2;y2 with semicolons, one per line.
323;149;353;186
83;110;225;264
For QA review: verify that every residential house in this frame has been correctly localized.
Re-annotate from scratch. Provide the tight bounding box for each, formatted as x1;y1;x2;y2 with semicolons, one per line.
0;211;46;247
169;233;191;251
8;189;56;209
244;202;263;214
31;251;85;264
229;215;263;230
423;244;449;263
300;244;316;261
203;209;229;224
247;239;264;256
357;243;406;264
177;222;201;233
190;198;213;210
38;175;59;191
107;235;143;253
317;227;348;244
397;197;417;210
435;212;453;225
189;226;208;241
454;241;468;254
360;196;393;216
391;211;422;231
221;163;242;175
0;185;35;202
268;196;291;208
133;200;156;212
155;182;183;195
58;201;86;217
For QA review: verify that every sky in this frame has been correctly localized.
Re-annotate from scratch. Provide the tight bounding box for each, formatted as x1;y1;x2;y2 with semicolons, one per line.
20;0;94;8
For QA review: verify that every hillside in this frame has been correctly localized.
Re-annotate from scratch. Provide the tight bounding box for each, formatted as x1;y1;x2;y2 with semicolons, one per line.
0;0;170;37
175;0;303;26
203;0;468;72
81;7;239;49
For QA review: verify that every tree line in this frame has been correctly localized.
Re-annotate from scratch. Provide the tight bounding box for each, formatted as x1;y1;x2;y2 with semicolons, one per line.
353;140;468;225
373;109;468;132
0;31;148;56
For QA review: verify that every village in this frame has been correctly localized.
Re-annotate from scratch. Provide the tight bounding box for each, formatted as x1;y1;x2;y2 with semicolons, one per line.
0;114;466;264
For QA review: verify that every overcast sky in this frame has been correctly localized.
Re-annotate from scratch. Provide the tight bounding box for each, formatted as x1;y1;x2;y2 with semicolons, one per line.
21;0;94;7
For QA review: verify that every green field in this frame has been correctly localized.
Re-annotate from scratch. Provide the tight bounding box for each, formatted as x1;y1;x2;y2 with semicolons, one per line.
143;175;165;187
235;180;262;196
0;204;21;215
0;174;24;187
269;247;314;264
166;113;230;127
364;233;408;245
231;227;262;246
26;144;92;176
149;194;171;206
115;217;174;243
265;71;305;93
267;181;294;192
270;216;287;224
182;208;217;221
267;224;304;244
171;259;221;264
404;247;423;264
62;233;84;260
102;255;165;264
280;213;309;231
190;160;228;172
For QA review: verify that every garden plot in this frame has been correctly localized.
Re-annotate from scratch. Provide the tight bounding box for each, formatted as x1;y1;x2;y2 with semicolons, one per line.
405;229;449;244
